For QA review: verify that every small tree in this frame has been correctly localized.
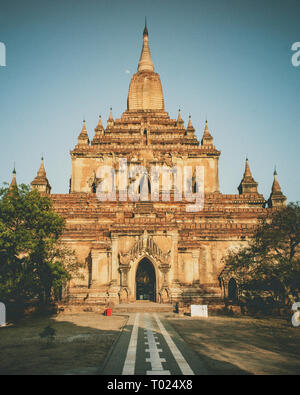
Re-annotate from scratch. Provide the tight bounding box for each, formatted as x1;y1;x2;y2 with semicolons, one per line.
0;184;80;314
220;202;300;308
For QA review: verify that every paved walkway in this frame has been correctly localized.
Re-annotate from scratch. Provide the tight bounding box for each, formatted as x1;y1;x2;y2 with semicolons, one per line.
100;313;207;375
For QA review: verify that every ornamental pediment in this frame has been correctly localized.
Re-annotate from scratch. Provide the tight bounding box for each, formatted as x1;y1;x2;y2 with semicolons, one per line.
119;230;170;266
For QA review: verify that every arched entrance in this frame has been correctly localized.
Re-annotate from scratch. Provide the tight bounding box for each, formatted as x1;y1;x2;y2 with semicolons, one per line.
136;258;156;302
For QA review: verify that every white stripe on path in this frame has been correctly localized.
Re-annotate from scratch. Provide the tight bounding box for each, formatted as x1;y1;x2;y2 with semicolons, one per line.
122;313;140;375
145;313;171;375
154;313;194;375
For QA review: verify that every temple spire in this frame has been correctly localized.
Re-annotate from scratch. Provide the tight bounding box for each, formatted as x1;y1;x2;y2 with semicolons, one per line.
127;22;164;110
97;115;104;130
187;114;194;130
31;157;51;194
9;167;17;190
37;157;46;177
271;167;281;193
92;116;104;145
177;108;182;120
176;108;184;128
244;157;252;178
268;168;286;207
238;158;258;194
201;120;214;146
107;107;114;129
77;120;89;145
108;107;113;121
143;17;148;36
186;114;196;139
138;19;154;72
81;120;87;133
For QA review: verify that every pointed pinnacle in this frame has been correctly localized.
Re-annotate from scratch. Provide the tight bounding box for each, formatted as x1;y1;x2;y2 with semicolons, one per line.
187;114;193;129
143;17;148;36
244;158;252;177
109;107;113;120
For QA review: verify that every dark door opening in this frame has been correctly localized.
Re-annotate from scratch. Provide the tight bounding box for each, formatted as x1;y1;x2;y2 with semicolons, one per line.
136;258;156;302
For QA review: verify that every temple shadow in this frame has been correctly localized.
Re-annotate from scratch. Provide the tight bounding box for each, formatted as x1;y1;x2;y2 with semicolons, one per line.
0;312;128;375
164;317;253;375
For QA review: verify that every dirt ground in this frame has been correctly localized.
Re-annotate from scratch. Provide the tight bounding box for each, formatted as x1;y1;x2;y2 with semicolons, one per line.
0;312;127;375
1;312;299;375
168;315;300;375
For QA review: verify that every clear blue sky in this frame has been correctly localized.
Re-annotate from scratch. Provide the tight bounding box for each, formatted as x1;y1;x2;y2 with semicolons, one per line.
0;0;299;202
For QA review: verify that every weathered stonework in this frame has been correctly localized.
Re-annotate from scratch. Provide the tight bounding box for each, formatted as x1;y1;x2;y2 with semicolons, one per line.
28;23;287;306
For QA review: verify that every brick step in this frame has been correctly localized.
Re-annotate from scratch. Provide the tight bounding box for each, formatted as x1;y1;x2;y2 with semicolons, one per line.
67;296;106;302
68;298;108;303
113;302;175;313
68;290;89;296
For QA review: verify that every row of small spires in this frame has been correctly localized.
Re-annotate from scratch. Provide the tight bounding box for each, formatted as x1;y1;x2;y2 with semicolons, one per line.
78;109;212;144
8;157;285;206
80;108;204;128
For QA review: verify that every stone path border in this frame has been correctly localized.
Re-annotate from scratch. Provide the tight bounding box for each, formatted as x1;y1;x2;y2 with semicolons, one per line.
98;314;130;375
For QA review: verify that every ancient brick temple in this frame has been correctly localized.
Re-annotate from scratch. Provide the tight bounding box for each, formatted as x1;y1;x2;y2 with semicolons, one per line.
25;22;287;306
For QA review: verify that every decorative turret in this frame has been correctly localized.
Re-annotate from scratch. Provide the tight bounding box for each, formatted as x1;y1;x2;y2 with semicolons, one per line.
186;114;196;138
106;107;114;129
238;158;258;194
96;115;104;130
127;20;164;111
31;157;51;194
187;114;194;129
176;108;184;128
77;120;89;145
267;168;287;208
9;167;17;190
201;120;214;146
92;116;104;144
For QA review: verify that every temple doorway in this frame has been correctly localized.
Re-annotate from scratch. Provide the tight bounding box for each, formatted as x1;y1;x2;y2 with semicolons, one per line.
136;258;156;302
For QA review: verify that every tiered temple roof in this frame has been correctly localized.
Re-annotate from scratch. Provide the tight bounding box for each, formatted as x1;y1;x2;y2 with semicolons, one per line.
71;22;219;160
28;21;285;212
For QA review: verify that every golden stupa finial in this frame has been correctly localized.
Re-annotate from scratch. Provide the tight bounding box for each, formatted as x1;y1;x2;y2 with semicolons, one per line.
138;18;154;72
